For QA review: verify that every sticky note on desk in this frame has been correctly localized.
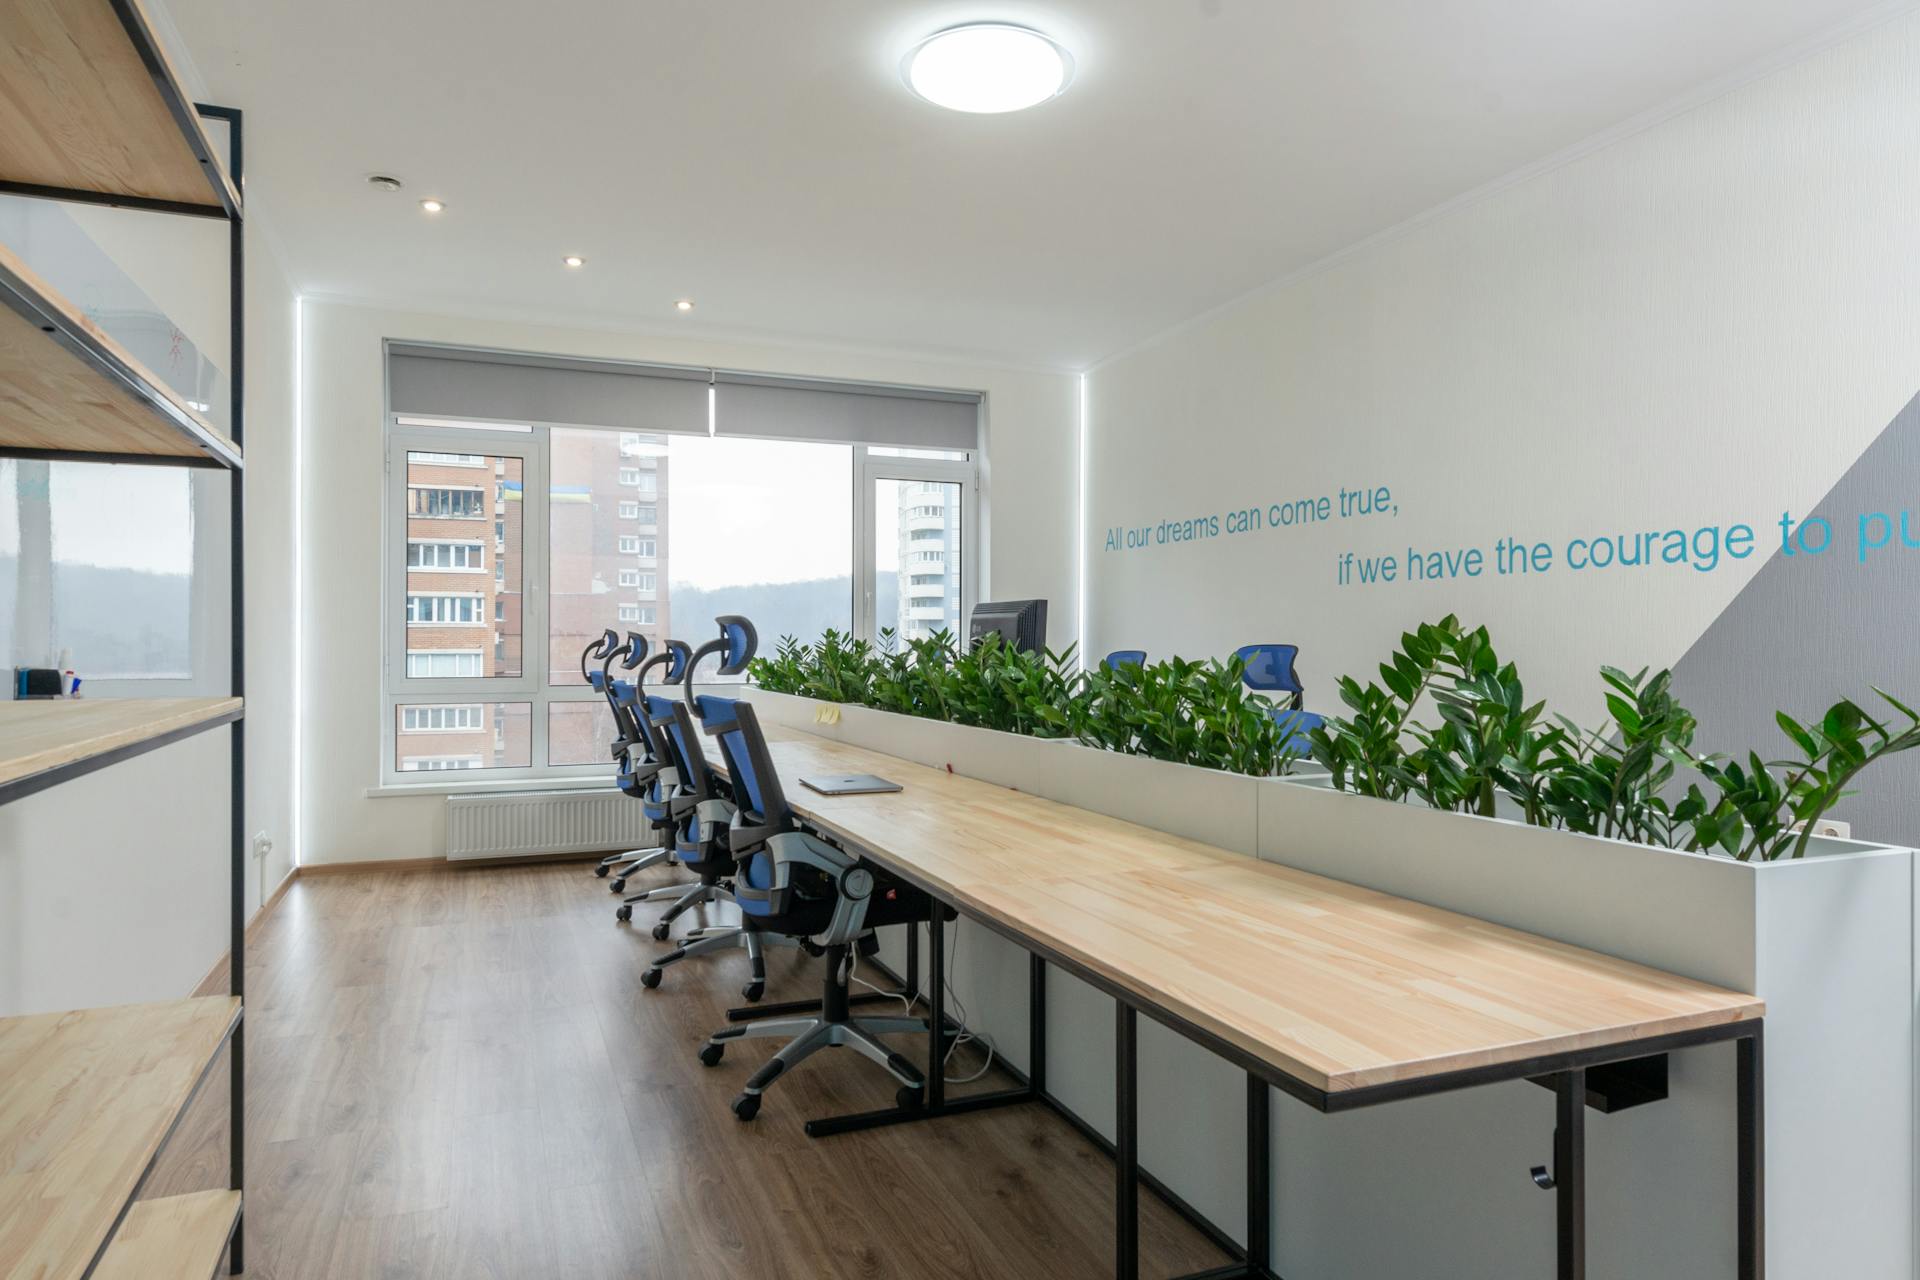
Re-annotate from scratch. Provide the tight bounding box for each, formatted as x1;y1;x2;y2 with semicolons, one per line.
814;705;841;725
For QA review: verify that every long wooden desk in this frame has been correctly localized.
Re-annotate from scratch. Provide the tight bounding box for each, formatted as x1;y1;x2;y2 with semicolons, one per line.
713;722;1765;1280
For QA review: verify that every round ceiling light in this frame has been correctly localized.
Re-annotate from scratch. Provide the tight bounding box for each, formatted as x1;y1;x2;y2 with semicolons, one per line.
904;24;1072;114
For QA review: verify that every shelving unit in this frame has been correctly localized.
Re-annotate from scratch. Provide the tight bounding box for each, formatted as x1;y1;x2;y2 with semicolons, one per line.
0;696;242;802
0;0;249;1275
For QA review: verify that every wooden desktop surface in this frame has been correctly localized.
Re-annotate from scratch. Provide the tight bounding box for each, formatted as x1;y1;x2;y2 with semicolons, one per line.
730;724;1761;1095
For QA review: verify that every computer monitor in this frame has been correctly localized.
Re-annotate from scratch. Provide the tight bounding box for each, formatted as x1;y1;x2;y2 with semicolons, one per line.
969;599;1047;654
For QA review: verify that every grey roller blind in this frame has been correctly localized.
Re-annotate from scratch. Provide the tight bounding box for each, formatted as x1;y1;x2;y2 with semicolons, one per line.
713;371;980;451
388;344;710;434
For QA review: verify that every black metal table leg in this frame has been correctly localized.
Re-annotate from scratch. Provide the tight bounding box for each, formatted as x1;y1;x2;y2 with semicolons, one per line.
1030;953;1047;1096
1556;1069;1586;1280
1117;1002;1138;1280
1246;1072;1270;1274
928;918;947;1112
1738;1027;1764;1280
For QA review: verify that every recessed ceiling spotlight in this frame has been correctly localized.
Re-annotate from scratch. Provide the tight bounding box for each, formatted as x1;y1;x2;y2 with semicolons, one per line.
904;23;1072;114
365;174;404;192
562;255;585;268
419;198;445;214
675;299;694;312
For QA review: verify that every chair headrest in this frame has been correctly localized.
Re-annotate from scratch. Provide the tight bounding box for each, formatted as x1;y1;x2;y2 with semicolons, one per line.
662;640;692;683
621;631;650;669
1103;649;1147;671
1235;644;1302;693
716;615;758;675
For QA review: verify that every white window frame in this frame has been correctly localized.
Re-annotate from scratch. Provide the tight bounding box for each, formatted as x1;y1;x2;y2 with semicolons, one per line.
617;603;641;622
406;484;486;519
854;447;978;647
618;569;640;587
618;534;640;554
404;648;486;678
618;500;640;519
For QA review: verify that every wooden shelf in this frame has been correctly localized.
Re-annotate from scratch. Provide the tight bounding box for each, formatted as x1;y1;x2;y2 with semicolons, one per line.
0;696;243;804
93;1190;241;1280
0;0;240;217
0;997;241;1280
0;243;242;467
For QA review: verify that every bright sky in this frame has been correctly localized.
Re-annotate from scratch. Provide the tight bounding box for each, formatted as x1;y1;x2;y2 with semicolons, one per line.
667;436;854;587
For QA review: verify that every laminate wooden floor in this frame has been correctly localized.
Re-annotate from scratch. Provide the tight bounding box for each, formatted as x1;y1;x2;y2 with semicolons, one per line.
151;860;1227;1279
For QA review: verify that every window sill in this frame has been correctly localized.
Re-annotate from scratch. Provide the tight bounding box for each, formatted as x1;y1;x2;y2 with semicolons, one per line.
367;774;617;799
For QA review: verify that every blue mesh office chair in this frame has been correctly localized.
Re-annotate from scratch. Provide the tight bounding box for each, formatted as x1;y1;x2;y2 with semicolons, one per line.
1103;649;1147;670
600;639;694;892
693;697;940;1122
630;617;792;1003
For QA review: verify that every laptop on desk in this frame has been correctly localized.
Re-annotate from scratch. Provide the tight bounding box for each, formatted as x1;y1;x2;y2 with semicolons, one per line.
800;774;903;796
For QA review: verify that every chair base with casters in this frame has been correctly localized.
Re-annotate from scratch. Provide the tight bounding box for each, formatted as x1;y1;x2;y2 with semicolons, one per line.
616;876;721;936
598;842;669;889
641;921;800;1003
699;939;928;1121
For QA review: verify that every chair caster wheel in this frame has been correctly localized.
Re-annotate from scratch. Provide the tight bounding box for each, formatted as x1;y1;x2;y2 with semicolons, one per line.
615;904;633;923
731;1093;760;1122
640;968;662;989
799;939;826;958
896;1085;924;1112
650;921;671;942
741;981;764;1003
698;1043;724;1068
609;878;626;894
595;863;610;878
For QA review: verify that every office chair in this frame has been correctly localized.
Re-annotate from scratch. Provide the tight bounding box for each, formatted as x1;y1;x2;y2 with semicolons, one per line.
1236;642;1322;752
630;616;792;1002
587;630;656;877
600;638;695;892
693;697;940;1122
1103;649;1147;671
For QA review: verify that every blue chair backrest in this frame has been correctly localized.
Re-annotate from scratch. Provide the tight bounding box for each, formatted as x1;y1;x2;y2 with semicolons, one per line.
1103;649;1146;671
698;695;769;821
1271;707;1324;748
1236;644;1302;695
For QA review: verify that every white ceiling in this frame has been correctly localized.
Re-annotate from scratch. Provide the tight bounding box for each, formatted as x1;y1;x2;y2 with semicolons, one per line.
164;0;1895;370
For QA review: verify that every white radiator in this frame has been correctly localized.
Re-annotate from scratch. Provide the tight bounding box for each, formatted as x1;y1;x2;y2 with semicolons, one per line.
445;789;652;861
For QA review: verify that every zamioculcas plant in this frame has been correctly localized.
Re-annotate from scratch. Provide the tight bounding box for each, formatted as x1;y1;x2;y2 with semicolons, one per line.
1307;617;1459;799
1541;666;1696;846
1676;692;1920;860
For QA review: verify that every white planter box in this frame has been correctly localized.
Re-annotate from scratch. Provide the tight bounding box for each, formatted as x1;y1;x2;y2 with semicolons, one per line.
1256;777;1915;1280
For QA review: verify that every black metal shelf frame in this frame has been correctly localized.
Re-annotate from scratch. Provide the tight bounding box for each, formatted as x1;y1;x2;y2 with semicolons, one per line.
0;89;249;1273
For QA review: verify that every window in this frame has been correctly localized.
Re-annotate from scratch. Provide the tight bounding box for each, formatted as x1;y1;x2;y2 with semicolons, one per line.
387;397;971;786
407;540;485;571
0;459;202;683
406;650;484;678
408;486;484;518
406;593;485;624
402;704;482;731
409;452;485;467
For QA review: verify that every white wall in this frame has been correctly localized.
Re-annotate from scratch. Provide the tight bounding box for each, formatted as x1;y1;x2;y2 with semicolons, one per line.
1084;10;1920;729
300;300;1078;864
1056;12;1920;1279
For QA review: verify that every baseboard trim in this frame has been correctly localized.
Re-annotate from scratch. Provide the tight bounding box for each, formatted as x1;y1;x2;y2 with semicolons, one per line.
297;856;451;876
191;864;299;998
